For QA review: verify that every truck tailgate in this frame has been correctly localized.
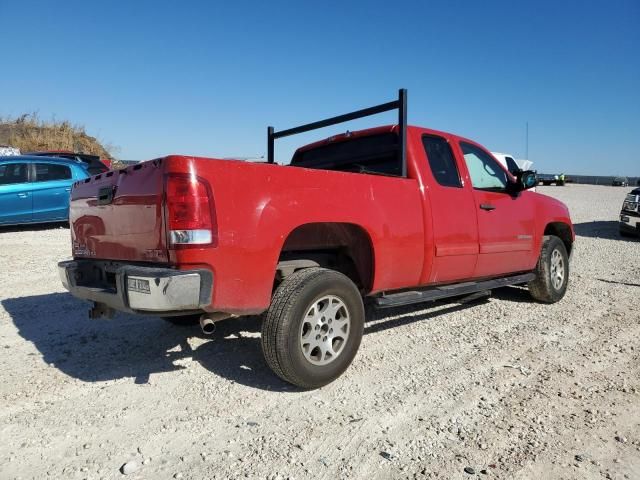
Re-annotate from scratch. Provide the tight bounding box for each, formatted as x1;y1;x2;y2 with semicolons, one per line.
69;160;168;263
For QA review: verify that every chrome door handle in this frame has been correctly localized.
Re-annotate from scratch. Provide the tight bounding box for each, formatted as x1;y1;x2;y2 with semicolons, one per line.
480;203;496;211
65;188;71;192
17;193;29;198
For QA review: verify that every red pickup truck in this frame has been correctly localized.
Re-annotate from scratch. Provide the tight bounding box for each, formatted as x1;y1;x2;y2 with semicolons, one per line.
58;90;574;388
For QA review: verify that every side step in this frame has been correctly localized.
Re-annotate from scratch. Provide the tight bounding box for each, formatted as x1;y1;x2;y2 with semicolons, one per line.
373;272;535;308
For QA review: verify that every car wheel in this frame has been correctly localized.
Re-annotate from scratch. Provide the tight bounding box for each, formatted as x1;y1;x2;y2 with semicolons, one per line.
261;267;364;389
161;314;200;326
528;235;570;303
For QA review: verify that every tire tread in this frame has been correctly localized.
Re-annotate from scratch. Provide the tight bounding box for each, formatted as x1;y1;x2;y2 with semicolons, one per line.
528;235;569;303
261;267;334;388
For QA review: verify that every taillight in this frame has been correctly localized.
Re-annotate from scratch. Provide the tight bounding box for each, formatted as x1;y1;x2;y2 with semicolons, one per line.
166;174;215;246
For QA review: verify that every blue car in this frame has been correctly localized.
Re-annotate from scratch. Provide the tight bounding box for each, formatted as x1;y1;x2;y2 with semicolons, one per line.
0;155;91;226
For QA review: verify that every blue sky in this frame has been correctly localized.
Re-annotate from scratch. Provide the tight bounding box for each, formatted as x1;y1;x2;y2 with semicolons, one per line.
1;0;638;175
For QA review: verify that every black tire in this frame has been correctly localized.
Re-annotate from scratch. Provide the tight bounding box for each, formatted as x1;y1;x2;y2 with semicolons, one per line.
261;267;364;389
161;314;200;326
528;235;570;303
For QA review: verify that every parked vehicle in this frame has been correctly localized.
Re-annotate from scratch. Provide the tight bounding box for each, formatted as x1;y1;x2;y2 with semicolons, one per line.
619;187;640;237
612;177;629;187
492;153;536;192
0;145;20;156
538;173;565;186
58;90;574;388
27;151;111;174
0;155;91;226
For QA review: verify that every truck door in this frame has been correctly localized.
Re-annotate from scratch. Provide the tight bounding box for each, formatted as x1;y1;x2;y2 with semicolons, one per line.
457;141;535;277
0;162;32;225
420;134;479;283
31;162;73;222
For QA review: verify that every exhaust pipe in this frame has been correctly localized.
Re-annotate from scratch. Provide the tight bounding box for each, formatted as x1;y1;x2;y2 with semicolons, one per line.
199;315;216;335
198;312;236;335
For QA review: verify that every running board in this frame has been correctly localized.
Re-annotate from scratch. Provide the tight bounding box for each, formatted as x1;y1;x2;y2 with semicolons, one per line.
373;273;536;308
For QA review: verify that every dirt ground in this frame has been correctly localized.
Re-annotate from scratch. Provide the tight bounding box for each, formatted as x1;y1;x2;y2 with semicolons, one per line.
0;184;638;480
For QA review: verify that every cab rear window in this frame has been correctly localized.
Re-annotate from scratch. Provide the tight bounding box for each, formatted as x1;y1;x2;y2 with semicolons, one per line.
290;133;402;176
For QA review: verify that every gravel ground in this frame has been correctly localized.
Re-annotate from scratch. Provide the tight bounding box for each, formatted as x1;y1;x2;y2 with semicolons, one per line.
0;184;638;480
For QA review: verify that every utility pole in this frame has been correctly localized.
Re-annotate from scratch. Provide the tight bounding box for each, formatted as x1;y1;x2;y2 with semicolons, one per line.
525;121;529;160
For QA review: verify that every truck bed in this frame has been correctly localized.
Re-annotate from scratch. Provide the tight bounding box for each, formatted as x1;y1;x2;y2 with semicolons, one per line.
69;156;425;313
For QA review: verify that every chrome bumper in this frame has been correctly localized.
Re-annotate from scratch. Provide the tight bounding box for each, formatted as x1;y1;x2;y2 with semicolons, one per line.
620;211;640;234
58;260;213;315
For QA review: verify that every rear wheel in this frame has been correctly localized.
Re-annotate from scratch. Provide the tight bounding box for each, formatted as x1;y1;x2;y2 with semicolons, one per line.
261;267;364;389
528;235;569;303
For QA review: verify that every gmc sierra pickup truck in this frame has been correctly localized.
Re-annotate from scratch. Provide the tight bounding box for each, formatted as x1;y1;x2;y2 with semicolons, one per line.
58;90;574;388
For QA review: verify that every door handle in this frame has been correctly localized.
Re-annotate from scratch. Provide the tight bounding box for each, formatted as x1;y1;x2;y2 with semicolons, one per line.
17;193;29;198
65;187;71;192
480;203;496;211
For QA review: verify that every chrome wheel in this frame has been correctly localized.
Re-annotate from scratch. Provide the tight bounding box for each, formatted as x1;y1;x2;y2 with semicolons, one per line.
299;295;350;366
550;248;565;290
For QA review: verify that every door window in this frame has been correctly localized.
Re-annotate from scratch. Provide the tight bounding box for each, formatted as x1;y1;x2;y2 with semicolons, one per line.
461;142;508;190
0;163;29;185
422;135;462;188
34;163;72;181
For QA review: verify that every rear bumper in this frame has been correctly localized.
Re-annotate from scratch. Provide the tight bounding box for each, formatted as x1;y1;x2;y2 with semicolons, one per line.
58;260;213;315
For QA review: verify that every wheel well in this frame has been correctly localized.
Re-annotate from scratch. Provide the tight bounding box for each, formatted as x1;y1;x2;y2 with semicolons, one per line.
276;223;374;292
544;222;573;255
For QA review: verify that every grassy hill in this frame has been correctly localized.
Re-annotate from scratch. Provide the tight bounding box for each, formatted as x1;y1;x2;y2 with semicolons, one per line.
0;114;116;161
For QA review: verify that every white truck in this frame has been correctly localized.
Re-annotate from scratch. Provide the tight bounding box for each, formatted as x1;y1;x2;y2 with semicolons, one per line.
620;188;640;237
492;152;536;191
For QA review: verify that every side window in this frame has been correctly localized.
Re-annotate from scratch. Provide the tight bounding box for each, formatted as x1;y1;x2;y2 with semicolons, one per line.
422;135;462;188
34;163;72;182
0;163;29;185
461;142;509;190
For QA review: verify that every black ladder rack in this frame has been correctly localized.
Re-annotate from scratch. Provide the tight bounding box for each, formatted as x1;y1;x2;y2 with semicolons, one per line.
267;89;408;177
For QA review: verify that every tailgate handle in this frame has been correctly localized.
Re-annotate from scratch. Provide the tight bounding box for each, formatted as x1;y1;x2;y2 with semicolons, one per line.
97;186;115;205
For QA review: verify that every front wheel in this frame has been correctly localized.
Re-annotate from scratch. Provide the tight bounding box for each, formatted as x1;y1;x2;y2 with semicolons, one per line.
261;267;364;389
528;235;570;303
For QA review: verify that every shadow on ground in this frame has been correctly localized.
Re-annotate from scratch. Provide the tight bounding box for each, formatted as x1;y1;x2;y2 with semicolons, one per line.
1;292;291;391
574;221;638;241
2;287;527;391
0;222;69;233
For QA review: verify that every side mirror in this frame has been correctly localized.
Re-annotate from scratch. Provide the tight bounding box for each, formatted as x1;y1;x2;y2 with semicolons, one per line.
519;170;537;190
508;170;537;193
